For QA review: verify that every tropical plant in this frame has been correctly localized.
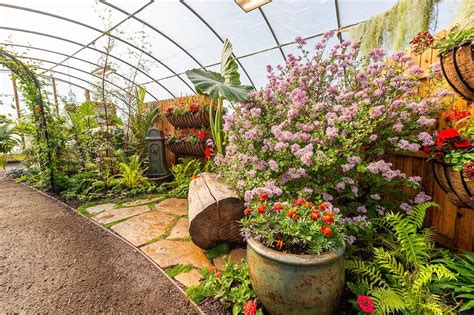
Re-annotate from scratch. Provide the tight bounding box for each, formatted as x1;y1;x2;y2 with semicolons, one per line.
0;115;18;154
117;155;148;189
186;39;254;155
433;252;474;312
161;158;202;198
127;86;159;160
346;202;457;314
435;26;474;54
186;260;263;315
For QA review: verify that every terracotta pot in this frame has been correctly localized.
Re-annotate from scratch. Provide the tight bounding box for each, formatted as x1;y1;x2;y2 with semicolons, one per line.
165;111;210;129
166;142;206;157
247;237;345;315
432;160;474;208
439;41;474;101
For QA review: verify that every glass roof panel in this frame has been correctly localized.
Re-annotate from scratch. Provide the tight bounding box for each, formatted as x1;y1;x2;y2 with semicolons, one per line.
143;81;176;101
239;49;286;89
183;1;276;57
262;0;337;44
135;0;223;66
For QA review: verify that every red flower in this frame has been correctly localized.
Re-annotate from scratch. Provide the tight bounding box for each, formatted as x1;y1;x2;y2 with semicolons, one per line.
198;131;206;141
287;209;297;219
189;104;200;112
294;214;300;221
204;147;212;159
445;109;471;122
243;300;257;315
437;128;460;140
273;203;283;211
455;139;471;148
257;205;266;214
321;226;332;237
357;295;375;314
208;266;216;273
319;202;329;210
165;107;173;113
244;208;252;215
214;271;222;279
310;210;320;220
259;193;269;202
322;212;334;223
293;199;305;206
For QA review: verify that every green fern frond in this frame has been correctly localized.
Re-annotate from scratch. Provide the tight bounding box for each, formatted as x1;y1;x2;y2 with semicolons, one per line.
407;202;438;229
346;259;388;289
371;287;405;314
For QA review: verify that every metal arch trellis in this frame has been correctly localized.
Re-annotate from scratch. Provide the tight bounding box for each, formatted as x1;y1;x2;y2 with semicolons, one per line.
0;26;177;98
0;42;160;101
0;49;55;191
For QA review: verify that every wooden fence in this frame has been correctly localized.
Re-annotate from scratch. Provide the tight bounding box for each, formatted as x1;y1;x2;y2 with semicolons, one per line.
392;39;473;251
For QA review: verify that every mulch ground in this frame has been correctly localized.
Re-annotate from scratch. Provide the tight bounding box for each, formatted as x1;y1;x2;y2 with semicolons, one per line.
0;176;199;314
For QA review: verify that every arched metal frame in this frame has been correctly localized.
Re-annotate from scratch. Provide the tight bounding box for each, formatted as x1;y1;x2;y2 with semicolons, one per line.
0;0;368;98
0;49;55;190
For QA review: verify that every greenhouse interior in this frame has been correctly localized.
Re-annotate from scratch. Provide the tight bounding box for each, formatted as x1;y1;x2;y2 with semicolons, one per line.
0;0;473;314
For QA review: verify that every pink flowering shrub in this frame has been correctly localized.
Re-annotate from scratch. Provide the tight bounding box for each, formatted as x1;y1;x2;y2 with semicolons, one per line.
216;32;447;237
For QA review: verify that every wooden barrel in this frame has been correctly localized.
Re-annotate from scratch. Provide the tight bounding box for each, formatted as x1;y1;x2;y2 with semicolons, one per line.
188;172;245;249
439;41;474;101
432;160;474;208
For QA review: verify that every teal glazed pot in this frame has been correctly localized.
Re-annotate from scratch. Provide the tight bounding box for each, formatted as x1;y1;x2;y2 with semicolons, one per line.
247;237;345;315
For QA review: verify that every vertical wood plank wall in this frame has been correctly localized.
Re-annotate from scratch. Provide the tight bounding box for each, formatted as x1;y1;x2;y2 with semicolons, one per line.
392;42;473;251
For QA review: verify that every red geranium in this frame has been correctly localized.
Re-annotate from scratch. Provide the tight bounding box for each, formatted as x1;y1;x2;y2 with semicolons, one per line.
437;128;460;140
189;104;200;112
204;147;212;159
445;109;471;122
455;139;471;148
198;131;206;141
357;295;375;314
243;300;257;315
165;107;173;113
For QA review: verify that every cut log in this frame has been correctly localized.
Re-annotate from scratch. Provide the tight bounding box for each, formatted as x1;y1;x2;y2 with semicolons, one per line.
188;172;245;249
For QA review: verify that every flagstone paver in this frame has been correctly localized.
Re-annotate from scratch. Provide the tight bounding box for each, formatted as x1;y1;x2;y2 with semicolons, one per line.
93;205;150;225
141;240;211;269
214;248;247;270
174;269;203;288
166;218;190;240
86;203;116;215
154;198;188;216
122;197;162;207
111;211;175;246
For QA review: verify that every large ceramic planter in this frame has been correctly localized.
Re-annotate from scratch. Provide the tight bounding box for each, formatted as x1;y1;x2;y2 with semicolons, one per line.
247;237;345;315
432;160;474;208
439;41;474;101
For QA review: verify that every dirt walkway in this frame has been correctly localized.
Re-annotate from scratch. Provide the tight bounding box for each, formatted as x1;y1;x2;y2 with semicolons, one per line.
0;176;198;314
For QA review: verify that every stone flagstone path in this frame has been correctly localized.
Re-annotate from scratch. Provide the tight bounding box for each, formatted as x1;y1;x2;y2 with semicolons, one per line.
86;197;246;289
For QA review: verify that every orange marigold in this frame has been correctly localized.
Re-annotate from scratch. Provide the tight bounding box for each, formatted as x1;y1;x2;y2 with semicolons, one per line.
257;205;266;214
321;226;332;237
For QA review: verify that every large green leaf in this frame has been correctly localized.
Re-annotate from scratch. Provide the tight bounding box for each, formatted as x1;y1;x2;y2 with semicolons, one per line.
220;38;240;86
185;69;252;102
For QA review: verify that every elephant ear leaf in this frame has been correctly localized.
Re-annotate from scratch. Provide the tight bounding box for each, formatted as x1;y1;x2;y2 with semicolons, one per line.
220;38;240;86
185;69;252;102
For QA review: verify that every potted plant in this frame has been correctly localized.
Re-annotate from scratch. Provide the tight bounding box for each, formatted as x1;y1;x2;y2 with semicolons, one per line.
410;27;474;101
424;109;474;208
165;98;214;129
165;129;211;157
243;195;346;314
216;32;447;312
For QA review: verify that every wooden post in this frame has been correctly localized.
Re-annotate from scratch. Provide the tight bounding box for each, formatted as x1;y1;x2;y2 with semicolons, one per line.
84;89;91;102
51;78;59;115
11;73;25;149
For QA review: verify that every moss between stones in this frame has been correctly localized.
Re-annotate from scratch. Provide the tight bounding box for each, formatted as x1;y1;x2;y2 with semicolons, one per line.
165;264;193;278
205;243;230;260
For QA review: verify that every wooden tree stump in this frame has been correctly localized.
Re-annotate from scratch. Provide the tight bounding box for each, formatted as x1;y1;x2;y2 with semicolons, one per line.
188;172;245;249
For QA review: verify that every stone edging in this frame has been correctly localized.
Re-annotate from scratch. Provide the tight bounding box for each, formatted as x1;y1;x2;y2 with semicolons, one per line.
13;179;204;315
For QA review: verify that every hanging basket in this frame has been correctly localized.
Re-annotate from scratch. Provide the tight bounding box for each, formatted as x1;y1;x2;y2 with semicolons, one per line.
166;142;206;157
165;111;211;129
432;160;474;208
439;41;474;101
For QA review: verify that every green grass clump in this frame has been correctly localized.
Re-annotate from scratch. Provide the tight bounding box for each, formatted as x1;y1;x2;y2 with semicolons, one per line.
206;243;230;260
165;264;193;278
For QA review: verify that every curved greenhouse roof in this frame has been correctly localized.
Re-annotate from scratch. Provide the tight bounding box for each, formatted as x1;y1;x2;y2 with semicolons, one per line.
0;0;465;112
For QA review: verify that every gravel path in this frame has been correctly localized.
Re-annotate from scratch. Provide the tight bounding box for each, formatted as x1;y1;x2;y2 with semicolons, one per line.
0;176;199;314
